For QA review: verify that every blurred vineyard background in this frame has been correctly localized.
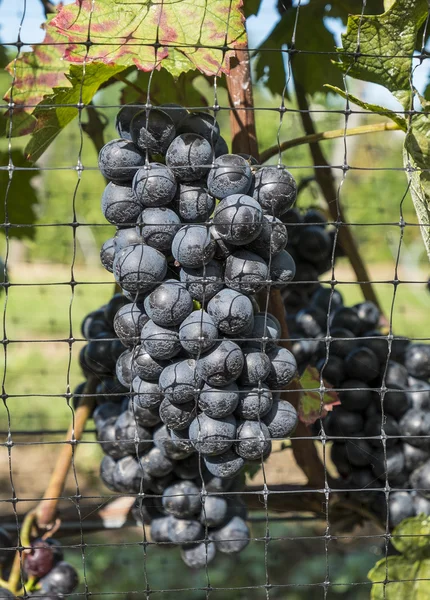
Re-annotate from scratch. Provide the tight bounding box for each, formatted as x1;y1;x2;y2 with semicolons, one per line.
0;0;429;598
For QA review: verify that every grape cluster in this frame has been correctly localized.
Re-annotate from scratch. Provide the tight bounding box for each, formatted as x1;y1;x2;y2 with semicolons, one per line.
288;286;430;527
92;104;300;567
282;208;341;313
0;528;78;599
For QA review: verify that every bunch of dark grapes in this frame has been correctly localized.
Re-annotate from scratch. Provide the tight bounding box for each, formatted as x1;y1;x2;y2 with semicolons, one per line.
282;208;342;313
0;528;78;598
288;287;430;527
92;103;300;567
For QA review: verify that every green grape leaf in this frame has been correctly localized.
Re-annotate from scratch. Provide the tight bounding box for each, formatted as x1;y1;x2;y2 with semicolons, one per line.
298;366;340;425
368;556;430;599
0;150;40;240
49;0;247;76
4;19;70;115
24;62;127;162
254;1;384;97
391;515;430;558
337;0;428;108
324;85;407;130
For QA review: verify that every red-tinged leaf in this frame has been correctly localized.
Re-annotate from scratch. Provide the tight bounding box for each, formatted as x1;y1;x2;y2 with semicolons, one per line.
4;20;70;113
298;366;340;426
48;0;247;76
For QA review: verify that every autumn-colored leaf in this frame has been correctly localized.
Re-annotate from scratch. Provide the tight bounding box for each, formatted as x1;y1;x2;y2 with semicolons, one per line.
4;19;70;114
49;0;247;76
298;366;340;425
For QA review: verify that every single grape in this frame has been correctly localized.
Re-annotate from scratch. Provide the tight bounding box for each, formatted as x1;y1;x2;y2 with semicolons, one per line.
207;154;252;199
141;320;181;360
180;541;217;569
371;447;405;482
100;237;116;273
179;310;218;355
199;496;229;527
113;302;148;347
405;344;430;379
203;449;245;479
235;385;272;420
159;398;197;431
97;419;129;459
330;307;362;336
162;480;201;518
132;376;163;408
114;243;167;294
246;215;288;259
136;207;181;253
269;250;296;288
24;539;54;578
329;328;357;358
207;288;254;336
338;380;372;412
115;348;134;386
311;286;344;313
410;460;430;499
198;383;239;419
210;516;250;554
316;355;346;387
101;181;142;226
154;424;195;460
213;194;263;245
408;380;430;411
399;409;430;449
131;346;170;381
343;438;373;467
247;313;280;349
263;400;298;439
130;108;176;154
265;346;297;388
238;349;271;386
177;112;220;143
225;250;269;295
235;420;271;460
114;410;152;455
140;447;176;478
344;347;380;383
172;225;215;268
214;136;229;157
388;492;416;526
196;340;244;387
174;181;215;223
98;139;145;182
132;163;177;207
112;455;152;493
297;226;331;264
159;359;201;405
167;516;204;545
325;407;363;437
354;301;381;331
115;104;144;140
166;133;213;182
144;280;193;327
40;561;79;595
150;516;172;543
403;442;429;472
114;227;144;253
363;413;399;448
179;260;224;302
252;166;297;216
130;396;161;427
189;413;237;456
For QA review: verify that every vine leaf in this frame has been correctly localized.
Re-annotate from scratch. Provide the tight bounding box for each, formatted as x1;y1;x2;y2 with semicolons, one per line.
4;19;70;117
49;0;247;76
0;151;40;240
368;516;430;598
324;85;407;130
254;1;384;97
298;366;340;425
337;0;428;108
24;62;127;162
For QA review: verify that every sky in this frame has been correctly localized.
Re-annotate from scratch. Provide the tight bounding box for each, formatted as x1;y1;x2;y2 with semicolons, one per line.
0;0;429;111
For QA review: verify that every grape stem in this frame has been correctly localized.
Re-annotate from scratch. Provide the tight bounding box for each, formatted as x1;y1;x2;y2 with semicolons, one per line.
260;121;400;164
7;510;36;593
35;378;97;530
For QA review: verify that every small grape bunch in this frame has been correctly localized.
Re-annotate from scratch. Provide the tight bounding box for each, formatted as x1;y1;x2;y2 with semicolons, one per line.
0;528;78;598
